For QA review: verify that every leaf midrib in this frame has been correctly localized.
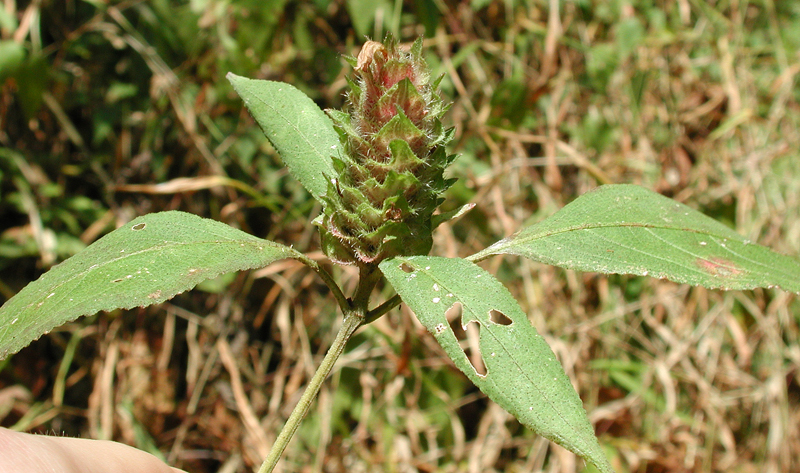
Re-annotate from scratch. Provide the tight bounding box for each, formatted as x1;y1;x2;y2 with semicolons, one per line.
0;237;289;344
479;221;787;267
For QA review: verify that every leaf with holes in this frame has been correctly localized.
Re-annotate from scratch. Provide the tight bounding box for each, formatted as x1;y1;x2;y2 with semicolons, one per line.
0;211;298;360
227;73;339;200
471;184;800;293
379;255;613;473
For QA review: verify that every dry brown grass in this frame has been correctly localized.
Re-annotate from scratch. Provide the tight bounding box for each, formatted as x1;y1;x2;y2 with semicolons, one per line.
2;1;799;473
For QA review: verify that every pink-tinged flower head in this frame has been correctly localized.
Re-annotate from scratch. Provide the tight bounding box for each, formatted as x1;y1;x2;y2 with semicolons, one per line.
317;35;456;266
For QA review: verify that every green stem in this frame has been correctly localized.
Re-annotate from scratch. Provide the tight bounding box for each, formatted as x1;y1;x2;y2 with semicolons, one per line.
465;250;491;264
364;294;402;324
257;264;383;472
257;310;364;473
292;252;350;312
351;265;382;309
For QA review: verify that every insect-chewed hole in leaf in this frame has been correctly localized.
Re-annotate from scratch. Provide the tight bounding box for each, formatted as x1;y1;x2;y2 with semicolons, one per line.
445;301;462;322
132;222;146;231
488;309;512;326
399;262;415;273
446;303;486;377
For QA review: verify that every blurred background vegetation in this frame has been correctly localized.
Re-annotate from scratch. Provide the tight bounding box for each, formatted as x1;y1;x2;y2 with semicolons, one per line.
1;0;800;472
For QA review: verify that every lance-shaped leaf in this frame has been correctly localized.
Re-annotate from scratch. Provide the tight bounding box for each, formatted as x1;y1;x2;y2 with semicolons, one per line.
471;184;800;293
227;73;339;200
379;256;614;473
0;211;298;360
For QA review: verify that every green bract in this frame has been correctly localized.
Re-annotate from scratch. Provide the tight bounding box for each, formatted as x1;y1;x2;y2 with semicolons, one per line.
316;36;456;265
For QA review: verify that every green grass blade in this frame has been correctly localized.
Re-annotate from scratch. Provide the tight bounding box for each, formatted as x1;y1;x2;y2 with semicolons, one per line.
227;73;339;200
472;184;800;293
379;255;614;473
0;211;297;360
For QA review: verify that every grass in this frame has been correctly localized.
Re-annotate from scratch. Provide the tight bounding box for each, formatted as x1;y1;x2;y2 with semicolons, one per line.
1;1;799;472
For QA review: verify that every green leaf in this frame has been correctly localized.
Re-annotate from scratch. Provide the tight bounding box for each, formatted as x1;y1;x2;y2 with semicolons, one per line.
0;211;298;360
379;256;614;473
0;40;25;81
227;73;338;200
472;184;800;293
15;53;49;119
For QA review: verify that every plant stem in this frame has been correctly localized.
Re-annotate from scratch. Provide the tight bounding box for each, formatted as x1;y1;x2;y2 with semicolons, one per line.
364;294;402;324
291;252;350;312
257;264;382;472
351;265;382;309
256;310;364;473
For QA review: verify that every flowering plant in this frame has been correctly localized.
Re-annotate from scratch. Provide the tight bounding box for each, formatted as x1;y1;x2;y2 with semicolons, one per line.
2;36;799;473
